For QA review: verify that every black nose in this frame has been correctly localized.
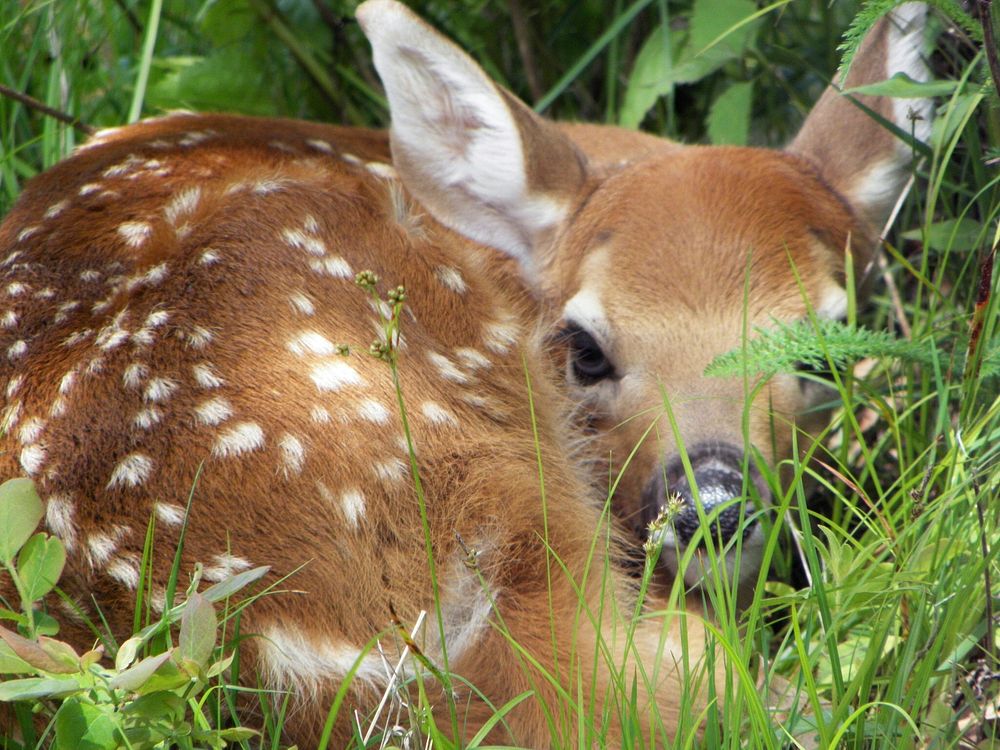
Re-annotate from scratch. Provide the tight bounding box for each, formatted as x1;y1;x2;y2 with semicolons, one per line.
670;463;746;545
643;443;765;547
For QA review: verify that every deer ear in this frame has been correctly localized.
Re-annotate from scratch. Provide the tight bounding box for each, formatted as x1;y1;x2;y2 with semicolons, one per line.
788;3;933;234
357;0;586;275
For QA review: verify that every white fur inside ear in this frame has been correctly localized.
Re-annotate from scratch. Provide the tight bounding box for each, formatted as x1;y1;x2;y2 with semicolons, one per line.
886;3;933;146
358;0;566;266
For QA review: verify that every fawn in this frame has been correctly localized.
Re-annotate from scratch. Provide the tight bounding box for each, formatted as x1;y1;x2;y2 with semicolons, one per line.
0;0;930;746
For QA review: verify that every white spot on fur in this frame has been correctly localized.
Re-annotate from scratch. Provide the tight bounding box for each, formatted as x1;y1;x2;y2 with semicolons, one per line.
164;186;201;225
60;367;80;392
16;226;39;243
341;489;366;529
155;502;186;526
420;402;458;427
118;221;152;248
122;363;148;389
18;417;45;444
374;458;407;482
310;405;331;423
427;352;469;384
192;362;224;388
357;399;391;424
203;553;252;583
145;310;171;328
45;494;77;551
5;375;23;398
79;269;101;282
185;326;214;349
455;347;491;370
79;183;101;195
1;310;17;329
288;331;336;357
86;528;127;568
133;407;163;430
1;401;21;433
62;329;92;347
261;626;386;690
309;256;353;279
341;152;362;165
125;262;169;291
283;228;326;257
213;422;265;458
33;287;55;300
7;340;27;360
44;200;69;219
365;161;397;179
311;361;364;391
144;377;177;403
482;320;519;354
20;444;45;475
195;396;233;426
289;292;315;316
200;249;220;265
49;397;68;418
107;452;153;489
279;434;306;476
107;555;141;588
306;138;334;153
435;266;467;294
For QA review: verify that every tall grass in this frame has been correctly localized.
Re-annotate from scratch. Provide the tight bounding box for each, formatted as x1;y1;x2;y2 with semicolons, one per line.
0;0;997;748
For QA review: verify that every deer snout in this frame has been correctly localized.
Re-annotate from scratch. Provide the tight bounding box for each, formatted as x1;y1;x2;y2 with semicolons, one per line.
643;442;768;599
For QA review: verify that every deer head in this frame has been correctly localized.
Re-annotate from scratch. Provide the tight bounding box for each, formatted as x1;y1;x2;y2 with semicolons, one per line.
359;0;932;596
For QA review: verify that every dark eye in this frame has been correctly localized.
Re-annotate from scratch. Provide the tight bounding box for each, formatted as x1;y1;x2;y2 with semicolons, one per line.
560;323;616;385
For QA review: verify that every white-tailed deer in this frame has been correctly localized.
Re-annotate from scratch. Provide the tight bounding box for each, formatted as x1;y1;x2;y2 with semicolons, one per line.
0;1;930;746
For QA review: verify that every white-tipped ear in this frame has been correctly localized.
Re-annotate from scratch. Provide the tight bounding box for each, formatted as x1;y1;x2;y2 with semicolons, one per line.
357;0;585;273
789;2;933;233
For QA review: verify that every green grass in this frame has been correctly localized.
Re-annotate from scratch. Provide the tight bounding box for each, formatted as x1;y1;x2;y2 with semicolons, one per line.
1;0;998;748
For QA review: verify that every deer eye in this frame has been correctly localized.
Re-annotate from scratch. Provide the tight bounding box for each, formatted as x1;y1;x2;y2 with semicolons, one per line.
559;323;616;385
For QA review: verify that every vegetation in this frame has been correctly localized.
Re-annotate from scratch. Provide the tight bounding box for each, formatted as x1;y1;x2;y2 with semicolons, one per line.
1;0;998;748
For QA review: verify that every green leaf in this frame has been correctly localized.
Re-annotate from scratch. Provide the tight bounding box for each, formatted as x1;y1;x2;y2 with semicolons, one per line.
55;697;119;750
0;478;43;564
707;81;753;145
17;532;66;602
0;639;32;674
200;0;255;45
0;676;80;701
217;727;259;741
704;319;936;378
109;650;174;692
620;0;759;128
901;217;985;252
688;0;759;55
149;47;275;116
0;627;77;674
844;73;959;99
38;637;79;672
121;690;185;722
200;564;269;602
115;636;143;672
620;23;680;129
205;651;235;679
178;593;216;667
